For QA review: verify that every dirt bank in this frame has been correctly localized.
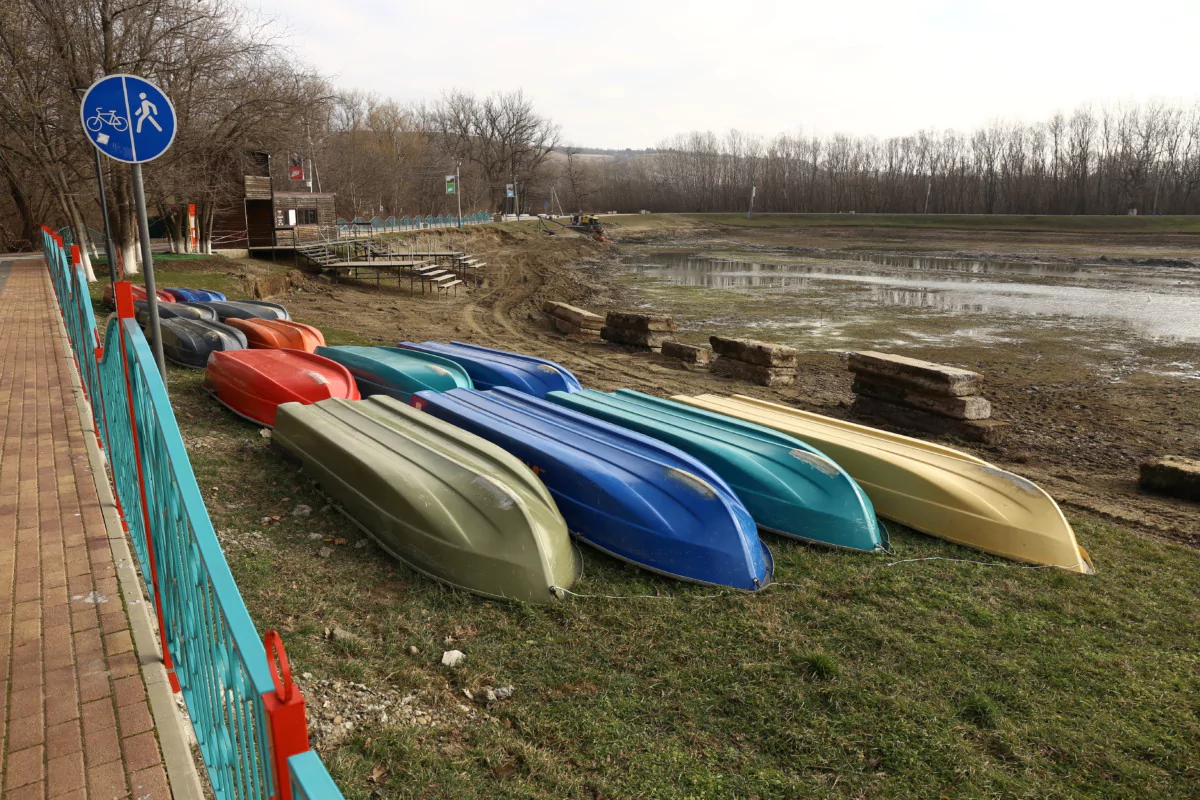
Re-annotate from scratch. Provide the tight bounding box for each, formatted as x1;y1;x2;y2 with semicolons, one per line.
250;222;1198;550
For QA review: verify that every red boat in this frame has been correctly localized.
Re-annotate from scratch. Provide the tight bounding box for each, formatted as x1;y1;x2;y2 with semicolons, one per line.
204;349;360;427
104;282;176;307
225;319;327;352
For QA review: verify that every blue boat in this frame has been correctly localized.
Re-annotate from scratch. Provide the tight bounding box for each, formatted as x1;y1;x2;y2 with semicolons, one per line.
397;341;582;397
546;389;886;551
315;346;473;402
165;287;227;302
412;388;772;590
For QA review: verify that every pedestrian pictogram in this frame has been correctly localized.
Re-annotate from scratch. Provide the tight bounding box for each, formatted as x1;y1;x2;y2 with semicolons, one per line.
79;74;176;163
135;92;162;133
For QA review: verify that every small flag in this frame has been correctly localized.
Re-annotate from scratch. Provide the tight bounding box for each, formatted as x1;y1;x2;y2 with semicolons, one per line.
445;175;456;195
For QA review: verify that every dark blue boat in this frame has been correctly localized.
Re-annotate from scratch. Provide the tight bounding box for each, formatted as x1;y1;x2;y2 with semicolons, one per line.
194;301;288;321
315;346;473;402
412;388;772;590
135;300;217;327
160;318;247;368
165;287;227;302
397;341;582;397
236;300;291;320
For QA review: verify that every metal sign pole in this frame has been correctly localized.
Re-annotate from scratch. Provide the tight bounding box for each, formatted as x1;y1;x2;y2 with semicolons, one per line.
131;163;167;384
455;159;463;228
93;148;121;284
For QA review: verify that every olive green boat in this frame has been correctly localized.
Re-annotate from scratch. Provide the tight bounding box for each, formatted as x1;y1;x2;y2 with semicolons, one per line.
273;396;580;603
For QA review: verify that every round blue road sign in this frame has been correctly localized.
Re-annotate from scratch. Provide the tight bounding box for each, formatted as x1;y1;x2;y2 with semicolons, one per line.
80;74;176;163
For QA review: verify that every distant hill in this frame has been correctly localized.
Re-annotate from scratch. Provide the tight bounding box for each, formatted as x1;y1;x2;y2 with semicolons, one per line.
551;147;663;163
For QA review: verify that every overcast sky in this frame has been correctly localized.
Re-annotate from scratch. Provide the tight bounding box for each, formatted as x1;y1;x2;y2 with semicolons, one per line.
254;0;1200;149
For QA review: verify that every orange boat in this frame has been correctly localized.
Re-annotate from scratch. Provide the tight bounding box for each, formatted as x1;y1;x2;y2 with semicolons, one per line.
204;349;360;427
104;282;175;307
225;319;326;352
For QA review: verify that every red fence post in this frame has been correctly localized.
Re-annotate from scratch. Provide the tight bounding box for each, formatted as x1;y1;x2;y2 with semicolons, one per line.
115;281;181;693
262;631;311;800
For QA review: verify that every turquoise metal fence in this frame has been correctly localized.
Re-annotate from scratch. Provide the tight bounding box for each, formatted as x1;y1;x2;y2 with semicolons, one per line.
40;228;345;800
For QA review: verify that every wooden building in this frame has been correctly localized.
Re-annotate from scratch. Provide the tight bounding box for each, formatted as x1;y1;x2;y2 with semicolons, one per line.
212;152;336;249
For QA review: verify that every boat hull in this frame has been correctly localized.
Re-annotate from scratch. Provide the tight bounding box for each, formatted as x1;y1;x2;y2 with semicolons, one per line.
316;346;473;402
397;340;582;397
160;319;248;369
227;319;326;352
236;300;291;320
196;301;289;321
204;349;360;427
135;301;217;326
164;287;227;302
104;283;174;307
547;389;884;551
272;396;578;603
412;388;771;590
675;394;1093;573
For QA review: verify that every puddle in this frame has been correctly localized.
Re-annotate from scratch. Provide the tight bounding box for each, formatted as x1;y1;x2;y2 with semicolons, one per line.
626;251;1200;342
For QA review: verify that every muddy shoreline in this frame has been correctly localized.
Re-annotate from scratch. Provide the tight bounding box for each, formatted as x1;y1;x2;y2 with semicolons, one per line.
262;221;1198;550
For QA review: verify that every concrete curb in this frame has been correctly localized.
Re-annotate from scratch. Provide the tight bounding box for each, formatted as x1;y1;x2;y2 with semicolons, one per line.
50;273;206;800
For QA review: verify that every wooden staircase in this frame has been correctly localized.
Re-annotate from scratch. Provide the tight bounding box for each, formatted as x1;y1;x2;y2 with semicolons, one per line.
293;237;483;296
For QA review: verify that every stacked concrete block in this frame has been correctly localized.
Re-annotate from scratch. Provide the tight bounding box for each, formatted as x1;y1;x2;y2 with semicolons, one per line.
602;312;677;351
661;341;712;366
848;351;1009;444
709;336;798;387
1140;456;1200;502
542;301;603;339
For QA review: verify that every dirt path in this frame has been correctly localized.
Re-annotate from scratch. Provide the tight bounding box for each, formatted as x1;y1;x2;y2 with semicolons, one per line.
256;222;1198;551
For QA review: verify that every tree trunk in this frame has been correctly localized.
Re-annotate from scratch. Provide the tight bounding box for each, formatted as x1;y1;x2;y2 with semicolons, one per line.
0;156;37;249
65;199;97;282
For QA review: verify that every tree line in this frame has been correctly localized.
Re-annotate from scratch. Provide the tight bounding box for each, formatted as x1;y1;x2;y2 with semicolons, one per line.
3;0;1197;279
571;104;1200;216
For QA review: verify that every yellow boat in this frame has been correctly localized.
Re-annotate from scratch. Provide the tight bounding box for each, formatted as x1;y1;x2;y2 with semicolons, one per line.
673;394;1093;574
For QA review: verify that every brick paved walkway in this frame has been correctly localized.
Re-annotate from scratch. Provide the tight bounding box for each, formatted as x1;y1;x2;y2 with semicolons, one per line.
0;257;171;798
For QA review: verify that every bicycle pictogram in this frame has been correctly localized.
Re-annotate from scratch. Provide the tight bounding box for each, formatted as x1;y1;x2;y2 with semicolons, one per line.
86;108;128;132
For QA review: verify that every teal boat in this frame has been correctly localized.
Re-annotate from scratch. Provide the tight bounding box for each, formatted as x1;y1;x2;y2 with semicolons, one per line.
546;389;886;552
315;346;473;403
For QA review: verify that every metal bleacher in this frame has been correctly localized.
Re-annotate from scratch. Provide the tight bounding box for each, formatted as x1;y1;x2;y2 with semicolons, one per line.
293;237;482;296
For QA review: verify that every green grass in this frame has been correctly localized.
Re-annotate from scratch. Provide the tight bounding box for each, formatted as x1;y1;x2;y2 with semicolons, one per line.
610;213;1200;235
158;348;1200;800
86;258;290;304
93;252;212;263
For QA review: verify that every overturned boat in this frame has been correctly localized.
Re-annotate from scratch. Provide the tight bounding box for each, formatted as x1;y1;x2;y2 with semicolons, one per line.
104;283;174;307
675;394;1093;573
397;341;582;397
547;389;885;552
315;346;473;402
227;318;326;352
135;300;217;326
195;300;289;321
237;300;291;320
164;287;227;302
273;396;579;603
159;318;248;369
412;388;772;590
204;349;360;427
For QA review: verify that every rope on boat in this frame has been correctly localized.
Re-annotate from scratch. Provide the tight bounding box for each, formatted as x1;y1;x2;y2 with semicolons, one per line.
883;556;1091;571
551;586;730;601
